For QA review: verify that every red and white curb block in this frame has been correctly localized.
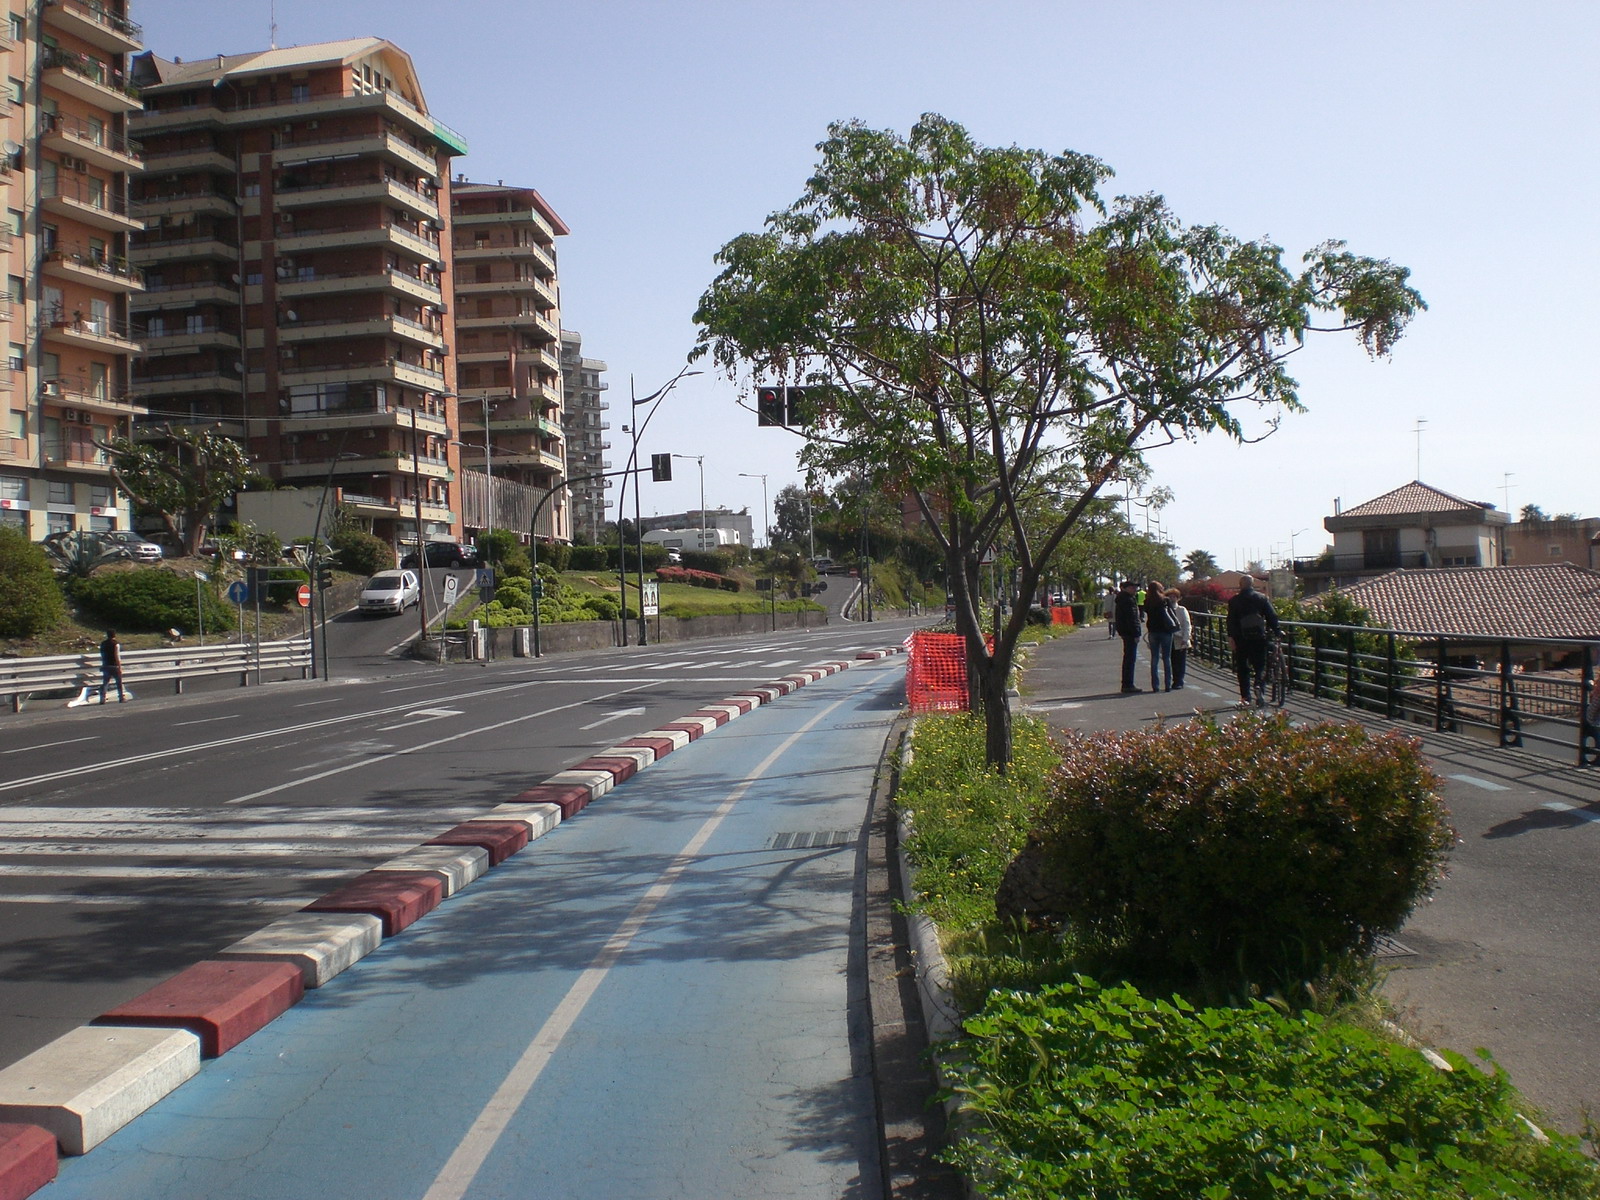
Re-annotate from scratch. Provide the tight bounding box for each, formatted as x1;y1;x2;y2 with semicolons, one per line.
0;644;906;1198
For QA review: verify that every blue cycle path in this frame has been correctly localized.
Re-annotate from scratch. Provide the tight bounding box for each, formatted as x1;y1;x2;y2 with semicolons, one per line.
45;659;907;1200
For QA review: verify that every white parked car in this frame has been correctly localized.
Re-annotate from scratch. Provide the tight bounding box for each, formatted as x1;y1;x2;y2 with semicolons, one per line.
357;569;420;616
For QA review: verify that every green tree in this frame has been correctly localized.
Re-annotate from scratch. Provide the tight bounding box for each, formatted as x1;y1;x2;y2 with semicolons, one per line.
104;426;255;555
1520;504;1547;523
770;483;813;552
695;114;1424;767
1183;548;1220;579
0;527;65;636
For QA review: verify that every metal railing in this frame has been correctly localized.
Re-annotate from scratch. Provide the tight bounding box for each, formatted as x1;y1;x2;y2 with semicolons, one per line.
1190;612;1600;766
0;640;311;712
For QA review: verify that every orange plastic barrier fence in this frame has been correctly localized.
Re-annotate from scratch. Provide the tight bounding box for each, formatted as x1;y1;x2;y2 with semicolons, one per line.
906;631;968;713
1051;606;1074;625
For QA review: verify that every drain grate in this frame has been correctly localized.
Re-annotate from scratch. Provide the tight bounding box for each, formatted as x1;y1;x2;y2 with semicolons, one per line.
767;829;855;851
1373;934;1417;959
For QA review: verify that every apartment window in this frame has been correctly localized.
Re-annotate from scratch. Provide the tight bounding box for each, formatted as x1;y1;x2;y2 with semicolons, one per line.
89;362;107;398
45;512;72;536
8;276;21;305
145;315;165;338
0;474;25;500
291;83;310;103
8;210;23;239
9;344;24;372
7;78;20;106
89;484;112;507
242;180;261;197
48;480;71;505
8;16;21;43
1549;544;1564;556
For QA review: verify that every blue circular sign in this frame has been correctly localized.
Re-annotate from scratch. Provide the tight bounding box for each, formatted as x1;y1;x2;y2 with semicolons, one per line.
227;580;250;605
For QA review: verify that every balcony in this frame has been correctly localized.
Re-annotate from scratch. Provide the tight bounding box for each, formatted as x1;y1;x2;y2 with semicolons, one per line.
41;246;145;293
39;313;141;354
130;233;239;262
274;175;442;221
452;203;557;244
275;312;444;350
136;189;237;221
131;368;244;396
277;399;448;436
454;308;558;342
42;439;112;472
40;177;145;234
272;128;439;177
137;323;240;356
138;144;233;174
41;46;141;113
136;278;239;308
276;268;442;306
41;377;147;421
40;114;142;173
453;239;557;278
276;220;442;262
268;357;444;391
42;0;143;55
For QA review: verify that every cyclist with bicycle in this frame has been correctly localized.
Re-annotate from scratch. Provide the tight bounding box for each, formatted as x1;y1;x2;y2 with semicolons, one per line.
1226;575;1279;707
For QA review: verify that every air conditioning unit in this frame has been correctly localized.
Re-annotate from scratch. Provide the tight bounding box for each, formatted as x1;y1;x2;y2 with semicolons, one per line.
316;431;330;441
42;380;60;396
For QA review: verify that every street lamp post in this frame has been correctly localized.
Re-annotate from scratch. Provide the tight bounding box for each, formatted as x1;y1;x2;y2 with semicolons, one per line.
739;472;771;630
672;454;706;551
611;367;700;646
408;410;429;646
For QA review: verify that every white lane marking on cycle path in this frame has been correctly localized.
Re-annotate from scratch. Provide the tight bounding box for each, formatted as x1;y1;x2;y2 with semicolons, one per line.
421;680;874;1200
1447;774;1511;792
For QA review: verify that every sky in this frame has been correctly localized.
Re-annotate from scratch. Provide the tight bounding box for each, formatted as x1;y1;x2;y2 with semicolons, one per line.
133;1;1598;567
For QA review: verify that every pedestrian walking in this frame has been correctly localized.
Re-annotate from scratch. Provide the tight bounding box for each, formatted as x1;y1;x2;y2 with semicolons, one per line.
1101;587;1117;638
1114;578;1144;693
1166;587;1191;689
1143;580;1178;692
1226;577;1279;706
99;629;126;703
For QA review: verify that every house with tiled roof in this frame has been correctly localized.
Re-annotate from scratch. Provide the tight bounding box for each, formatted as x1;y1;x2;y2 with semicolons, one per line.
1337;563;1600;674
1295;481;1510;594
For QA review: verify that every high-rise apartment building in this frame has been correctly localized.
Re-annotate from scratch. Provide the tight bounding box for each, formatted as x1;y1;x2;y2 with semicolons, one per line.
0;0;145;539
128;38;466;550
559;329;609;542
449;180;567;542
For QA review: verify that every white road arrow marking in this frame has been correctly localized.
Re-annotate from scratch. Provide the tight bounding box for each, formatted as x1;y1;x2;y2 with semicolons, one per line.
579;706;648;731
376;706;464;731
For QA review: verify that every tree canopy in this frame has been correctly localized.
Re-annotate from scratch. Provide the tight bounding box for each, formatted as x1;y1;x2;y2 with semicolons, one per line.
694;114;1425;766
1183;549;1221;579
103;426;255;555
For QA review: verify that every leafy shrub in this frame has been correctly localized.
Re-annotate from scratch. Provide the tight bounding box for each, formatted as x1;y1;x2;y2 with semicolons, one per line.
72;567;232;634
657;564;730;590
329;528;393;577
566;544;613;571
0;527;65;636
538;540;571;572
682;548;734;573
942;977;1600;1200
581;593;620;621
477;528;519;565
494;577;533;612
1000;716;1453;995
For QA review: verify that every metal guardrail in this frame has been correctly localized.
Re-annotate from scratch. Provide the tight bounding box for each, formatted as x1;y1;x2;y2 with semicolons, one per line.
0;640;312;712
1190;612;1600;767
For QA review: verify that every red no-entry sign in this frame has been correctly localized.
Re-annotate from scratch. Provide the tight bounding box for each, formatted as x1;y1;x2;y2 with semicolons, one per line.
296;583;312;608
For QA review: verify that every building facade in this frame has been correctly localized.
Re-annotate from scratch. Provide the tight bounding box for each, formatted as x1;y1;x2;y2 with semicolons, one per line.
450;180;567;542
559;328;607;541
0;0;145;539
129;38;465;551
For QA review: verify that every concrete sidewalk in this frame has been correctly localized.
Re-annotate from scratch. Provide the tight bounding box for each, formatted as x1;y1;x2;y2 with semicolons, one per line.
1016;627;1600;1136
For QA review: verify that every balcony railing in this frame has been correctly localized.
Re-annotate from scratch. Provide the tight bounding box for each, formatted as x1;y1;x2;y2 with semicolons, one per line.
1292;552;1477;574
42;245;144;286
40;112;142;163
41;45;140;102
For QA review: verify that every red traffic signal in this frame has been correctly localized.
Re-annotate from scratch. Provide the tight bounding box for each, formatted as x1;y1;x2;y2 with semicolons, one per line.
757;386;785;426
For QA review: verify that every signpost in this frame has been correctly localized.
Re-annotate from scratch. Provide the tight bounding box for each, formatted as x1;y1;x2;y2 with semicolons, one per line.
296;583;311;608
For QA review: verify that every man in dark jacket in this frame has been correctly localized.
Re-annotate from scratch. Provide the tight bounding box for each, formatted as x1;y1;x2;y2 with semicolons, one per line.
1226;576;1279;706
1113;578;1143;693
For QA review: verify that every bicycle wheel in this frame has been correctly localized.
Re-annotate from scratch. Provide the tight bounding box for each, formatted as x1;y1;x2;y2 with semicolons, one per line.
1268;644;1289;708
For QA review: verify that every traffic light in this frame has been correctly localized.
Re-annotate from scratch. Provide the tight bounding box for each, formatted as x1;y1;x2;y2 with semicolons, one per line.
316;564;334;591
784;386;809;426
650;453;672;482
756;385;785;426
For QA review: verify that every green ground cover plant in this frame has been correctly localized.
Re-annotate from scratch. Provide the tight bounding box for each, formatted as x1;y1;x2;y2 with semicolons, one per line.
943;978;1600;1200
897;701;1597;1196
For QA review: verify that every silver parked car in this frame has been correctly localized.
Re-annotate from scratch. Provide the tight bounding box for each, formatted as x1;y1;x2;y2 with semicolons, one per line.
100;530;164;562
358;569;420;616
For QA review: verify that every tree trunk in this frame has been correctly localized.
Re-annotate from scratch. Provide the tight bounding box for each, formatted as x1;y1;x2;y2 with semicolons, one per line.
980;654;1013;771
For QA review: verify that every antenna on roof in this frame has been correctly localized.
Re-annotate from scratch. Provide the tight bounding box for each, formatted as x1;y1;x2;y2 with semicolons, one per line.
1411;417;1427;480
1500;472;1515;513
270;0;278;50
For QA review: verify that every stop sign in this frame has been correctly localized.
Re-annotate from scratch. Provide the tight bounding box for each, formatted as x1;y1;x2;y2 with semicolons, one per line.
296;583;311;608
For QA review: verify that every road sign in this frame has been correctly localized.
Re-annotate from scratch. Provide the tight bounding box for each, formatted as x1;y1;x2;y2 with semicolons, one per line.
296;583;311;608
227;580;249;605
643;580;659;617
443;574;458;598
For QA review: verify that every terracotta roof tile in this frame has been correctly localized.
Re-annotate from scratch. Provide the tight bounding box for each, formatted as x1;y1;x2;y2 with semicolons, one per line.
1338;481;1497;519
1338;564;1600;640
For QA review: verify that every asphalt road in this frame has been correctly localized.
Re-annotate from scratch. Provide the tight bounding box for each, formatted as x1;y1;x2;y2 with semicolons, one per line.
0;617;920;1075
39;653;910;1199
